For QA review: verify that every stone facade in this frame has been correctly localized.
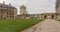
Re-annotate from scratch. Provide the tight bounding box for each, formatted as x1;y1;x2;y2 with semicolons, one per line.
56;0;60;19
0;2;17;19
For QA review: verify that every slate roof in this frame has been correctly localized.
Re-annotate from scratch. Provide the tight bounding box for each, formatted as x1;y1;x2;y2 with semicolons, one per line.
0;3;17;10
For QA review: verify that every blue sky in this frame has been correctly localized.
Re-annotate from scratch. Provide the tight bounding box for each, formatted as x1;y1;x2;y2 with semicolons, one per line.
0;0;56;15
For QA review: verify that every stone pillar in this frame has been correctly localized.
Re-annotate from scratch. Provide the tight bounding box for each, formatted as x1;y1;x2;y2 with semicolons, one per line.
43;15;45;19
8;11;10;18
3;10;5;18
14;10;17;19
54;14;56;19
14;12;16;19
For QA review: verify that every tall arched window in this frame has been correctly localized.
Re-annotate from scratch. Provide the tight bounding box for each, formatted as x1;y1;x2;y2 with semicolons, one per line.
7;12;8;15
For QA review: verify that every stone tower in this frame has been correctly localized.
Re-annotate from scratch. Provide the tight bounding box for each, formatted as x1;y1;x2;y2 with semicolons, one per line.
20;5;27;15
56;0;60;18
56;0;60;14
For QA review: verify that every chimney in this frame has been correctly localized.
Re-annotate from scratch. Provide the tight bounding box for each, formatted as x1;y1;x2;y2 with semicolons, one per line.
3;1;5;4
9;3;11;6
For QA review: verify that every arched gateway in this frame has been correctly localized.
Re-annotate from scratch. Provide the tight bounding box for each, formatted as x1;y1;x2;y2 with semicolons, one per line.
43;13;56;19
44;15;47;19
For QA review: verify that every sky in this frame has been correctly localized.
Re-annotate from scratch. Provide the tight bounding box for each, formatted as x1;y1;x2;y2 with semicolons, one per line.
0;0;56;15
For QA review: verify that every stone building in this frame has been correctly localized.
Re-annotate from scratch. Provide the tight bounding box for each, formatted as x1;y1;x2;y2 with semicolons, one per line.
0;1;58;19
56;0;60;19
0;1;17;19
20;5;28;15
42;13;56;19
0;0;60;19
17;5;28;19
17;0;60;19
18;5;57;19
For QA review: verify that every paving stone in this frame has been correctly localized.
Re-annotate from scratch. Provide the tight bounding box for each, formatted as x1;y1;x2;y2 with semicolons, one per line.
22;19;60;32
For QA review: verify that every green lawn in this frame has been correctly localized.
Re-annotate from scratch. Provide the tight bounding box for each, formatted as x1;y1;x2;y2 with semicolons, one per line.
0;19;43;32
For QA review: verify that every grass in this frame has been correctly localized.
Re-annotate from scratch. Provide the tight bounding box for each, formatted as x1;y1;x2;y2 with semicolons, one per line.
0;19;43;32
56;18;60;21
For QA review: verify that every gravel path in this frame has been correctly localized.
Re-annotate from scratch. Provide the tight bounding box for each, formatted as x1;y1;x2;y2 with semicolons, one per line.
22;19;60;32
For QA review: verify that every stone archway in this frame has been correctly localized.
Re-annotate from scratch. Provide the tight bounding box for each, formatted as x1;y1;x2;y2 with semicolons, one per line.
44;15;47;19
51;15;54;19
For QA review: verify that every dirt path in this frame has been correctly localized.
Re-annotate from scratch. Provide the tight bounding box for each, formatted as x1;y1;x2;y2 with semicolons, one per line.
22;19;60;32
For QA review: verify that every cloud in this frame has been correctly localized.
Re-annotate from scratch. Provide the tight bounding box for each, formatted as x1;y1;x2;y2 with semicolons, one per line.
21;0;27;5
26;0;56;14
0;0;56;14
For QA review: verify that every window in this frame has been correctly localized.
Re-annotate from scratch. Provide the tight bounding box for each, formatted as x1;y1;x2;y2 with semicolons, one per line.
1;16;2;18
7;12;8;15
10;16;11;18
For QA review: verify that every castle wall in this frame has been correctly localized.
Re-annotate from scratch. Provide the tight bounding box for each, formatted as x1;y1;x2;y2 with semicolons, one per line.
42;13;56;19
